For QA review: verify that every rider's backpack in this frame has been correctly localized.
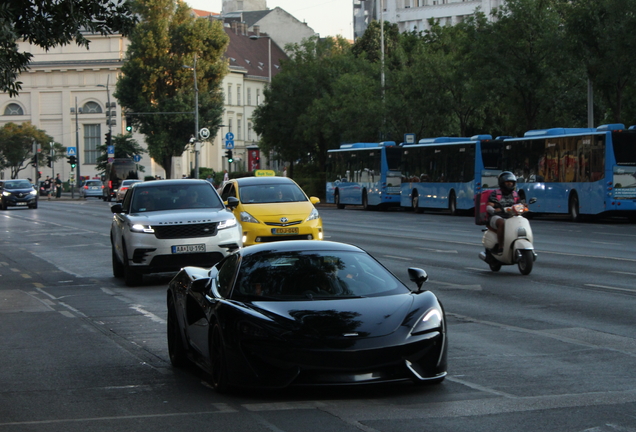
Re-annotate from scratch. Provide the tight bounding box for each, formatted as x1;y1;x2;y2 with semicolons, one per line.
474;189;518;225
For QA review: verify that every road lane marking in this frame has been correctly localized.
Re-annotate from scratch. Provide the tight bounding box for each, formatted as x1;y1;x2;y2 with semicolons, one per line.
584;284;636;294
417;247;458;253
130;304;166;324
590;241;622;246
383;255;412;261
609;271;636;276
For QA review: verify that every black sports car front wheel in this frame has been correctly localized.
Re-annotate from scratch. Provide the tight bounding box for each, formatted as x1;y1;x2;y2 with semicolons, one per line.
167;298;188;367
209;323;229;392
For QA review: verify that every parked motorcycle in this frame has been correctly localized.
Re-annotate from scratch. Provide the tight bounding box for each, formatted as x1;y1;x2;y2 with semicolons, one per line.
479;199;537;275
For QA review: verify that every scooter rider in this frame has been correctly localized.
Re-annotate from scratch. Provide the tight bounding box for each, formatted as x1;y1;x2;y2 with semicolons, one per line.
487;171;523;254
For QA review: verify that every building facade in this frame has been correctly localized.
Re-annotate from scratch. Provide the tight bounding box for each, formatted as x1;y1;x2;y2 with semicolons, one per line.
354;0;504;40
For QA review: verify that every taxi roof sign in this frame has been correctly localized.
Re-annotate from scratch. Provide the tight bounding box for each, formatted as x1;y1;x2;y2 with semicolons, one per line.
254;170;276;177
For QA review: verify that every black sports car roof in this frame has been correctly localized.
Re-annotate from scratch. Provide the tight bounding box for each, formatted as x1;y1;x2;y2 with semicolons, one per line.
240;240;363;257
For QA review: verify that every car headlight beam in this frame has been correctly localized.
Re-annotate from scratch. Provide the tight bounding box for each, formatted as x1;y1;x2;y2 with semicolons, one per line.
130;223;155;234
411;308;443;335
218;218;237;229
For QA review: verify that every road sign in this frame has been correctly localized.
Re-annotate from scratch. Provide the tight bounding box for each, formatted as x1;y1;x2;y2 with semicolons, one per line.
404;133;416;144
199;128;210;140
225;132;234;141
133;154;142;162
67;147;76;156
108;157;114;163
225;140;234;149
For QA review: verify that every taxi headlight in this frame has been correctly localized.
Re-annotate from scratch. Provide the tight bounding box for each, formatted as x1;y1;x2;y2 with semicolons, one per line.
306;208;320;221
130;223;155;233
411;308;443;335
240;211;259;224
218;218;237;229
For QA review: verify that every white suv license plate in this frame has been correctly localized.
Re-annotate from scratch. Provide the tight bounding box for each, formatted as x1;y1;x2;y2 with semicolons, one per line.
172;244;206;254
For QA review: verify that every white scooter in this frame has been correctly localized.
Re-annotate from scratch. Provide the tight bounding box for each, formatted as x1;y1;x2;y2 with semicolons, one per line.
479;199;537;275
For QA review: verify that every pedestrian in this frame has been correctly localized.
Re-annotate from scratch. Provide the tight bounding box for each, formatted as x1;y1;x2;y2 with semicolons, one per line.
205;174;215;187
55;173;62;198
283;166;287;177
43;176;52;200
223;169;229;183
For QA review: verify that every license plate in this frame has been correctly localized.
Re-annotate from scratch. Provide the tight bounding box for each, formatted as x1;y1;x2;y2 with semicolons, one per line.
272;227;299;235
172;244;206;254
16;202;27;206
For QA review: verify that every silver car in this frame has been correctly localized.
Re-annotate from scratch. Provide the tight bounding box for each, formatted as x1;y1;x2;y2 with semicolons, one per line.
116;179;143;202
110;179;242;286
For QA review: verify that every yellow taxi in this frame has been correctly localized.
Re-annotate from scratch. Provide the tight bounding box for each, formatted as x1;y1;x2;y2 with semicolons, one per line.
219;176;323;246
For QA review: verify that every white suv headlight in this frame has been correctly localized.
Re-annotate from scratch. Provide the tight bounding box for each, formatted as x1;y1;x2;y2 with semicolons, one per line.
130;223;155;233
218;218;237;229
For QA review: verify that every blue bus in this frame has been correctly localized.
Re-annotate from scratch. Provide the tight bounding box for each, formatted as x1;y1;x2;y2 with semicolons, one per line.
401;135;497;215
326;142;402;209
476;124;636;221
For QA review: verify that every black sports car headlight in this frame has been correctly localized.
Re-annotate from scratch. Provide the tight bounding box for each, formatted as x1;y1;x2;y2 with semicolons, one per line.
411;308;443;336
239;321;270;340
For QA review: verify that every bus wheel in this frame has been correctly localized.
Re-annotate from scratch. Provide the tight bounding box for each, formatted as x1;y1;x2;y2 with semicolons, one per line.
362;191;371;211
335;192;345;209
449;193;457;216
412;193;423;214
569;193;580;222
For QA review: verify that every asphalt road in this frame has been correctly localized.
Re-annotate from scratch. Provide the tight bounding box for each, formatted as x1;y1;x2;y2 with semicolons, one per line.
1;199;635;432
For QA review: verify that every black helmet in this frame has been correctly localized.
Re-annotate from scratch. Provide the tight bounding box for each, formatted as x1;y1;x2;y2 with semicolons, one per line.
498;171;517;194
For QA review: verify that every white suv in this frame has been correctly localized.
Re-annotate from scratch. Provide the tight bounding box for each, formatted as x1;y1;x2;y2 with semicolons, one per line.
110;179;241;286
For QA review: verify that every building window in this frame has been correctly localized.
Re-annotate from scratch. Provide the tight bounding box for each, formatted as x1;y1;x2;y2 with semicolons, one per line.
237;85;241;106
82;101;102;114
228;118;233;133
4;103;24;115
84;124;101;164
247;122;252;141
228;84;232;105
237;116;242;140
256;89;261;105
247;88;252;106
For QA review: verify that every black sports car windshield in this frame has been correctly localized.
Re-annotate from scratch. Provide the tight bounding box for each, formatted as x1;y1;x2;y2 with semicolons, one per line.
233;250;408;300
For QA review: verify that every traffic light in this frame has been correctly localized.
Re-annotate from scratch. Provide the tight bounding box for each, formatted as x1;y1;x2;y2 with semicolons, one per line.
68;155;77;168
125;116;132;132
30;155;38;168
105;132;112;146
37;171;42;179
225;149;233;163
46;156;52;168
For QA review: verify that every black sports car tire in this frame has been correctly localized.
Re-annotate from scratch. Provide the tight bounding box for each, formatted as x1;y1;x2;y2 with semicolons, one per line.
209;323;229;392
167;298;188;367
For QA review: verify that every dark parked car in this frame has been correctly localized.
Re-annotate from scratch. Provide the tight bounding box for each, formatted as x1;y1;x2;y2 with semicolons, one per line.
167;240;447;391
0;179;38;210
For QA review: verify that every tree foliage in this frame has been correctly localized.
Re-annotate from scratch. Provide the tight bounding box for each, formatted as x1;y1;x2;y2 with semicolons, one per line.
253;0;636;172
114;0;229;179
0;0;137;96
0;122;63;179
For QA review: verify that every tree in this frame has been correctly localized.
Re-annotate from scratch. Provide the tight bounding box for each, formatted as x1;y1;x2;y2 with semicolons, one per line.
94;134;147;175
114;0;229;179
0;122;58;179
1;0;136;96
562;0;636;124
254;36;379;173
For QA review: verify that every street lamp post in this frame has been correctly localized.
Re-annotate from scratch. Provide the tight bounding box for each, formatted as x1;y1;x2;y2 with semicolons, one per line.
98;75;113;150
184;54;200;179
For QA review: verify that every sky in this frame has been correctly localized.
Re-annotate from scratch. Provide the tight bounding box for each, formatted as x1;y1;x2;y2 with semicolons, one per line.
185;0;353;39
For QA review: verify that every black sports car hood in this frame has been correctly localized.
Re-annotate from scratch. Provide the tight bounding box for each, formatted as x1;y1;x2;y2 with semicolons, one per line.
250;295;415;339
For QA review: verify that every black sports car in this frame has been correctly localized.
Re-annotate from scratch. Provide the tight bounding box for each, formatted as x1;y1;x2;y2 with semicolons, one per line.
167;240;447;391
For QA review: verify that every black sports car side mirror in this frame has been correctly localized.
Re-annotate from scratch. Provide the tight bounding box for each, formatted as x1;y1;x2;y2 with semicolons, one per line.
408;268;428;292
191;277;211;293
